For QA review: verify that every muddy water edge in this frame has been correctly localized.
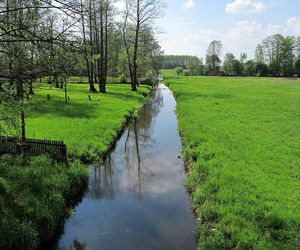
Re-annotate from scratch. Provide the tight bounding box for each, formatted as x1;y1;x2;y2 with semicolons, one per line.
53;82;197;250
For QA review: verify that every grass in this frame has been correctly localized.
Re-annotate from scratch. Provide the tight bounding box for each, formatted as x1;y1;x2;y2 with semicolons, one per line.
163;70;300;249
27;83;150;161
0;155;87;250
0;81;150;249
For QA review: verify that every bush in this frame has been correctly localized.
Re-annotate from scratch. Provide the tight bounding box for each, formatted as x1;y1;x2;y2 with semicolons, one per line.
118;74;127;84
174;66;184;75
140;71;157;85
183;69;192;76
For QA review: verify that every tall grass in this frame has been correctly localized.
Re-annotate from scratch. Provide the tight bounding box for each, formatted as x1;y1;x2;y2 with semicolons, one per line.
0;155;87;250
164;70;300;249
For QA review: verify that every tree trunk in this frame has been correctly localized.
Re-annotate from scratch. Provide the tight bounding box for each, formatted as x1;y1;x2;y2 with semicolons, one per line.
29;78;34;94
99;1;106;93
17;79;26;141
81;0;95;92
88;1;97;92
60;77;64;89
132;1;140;91
64;82;68;103
103;0;109;93
121;12;134;87
54;74;59;88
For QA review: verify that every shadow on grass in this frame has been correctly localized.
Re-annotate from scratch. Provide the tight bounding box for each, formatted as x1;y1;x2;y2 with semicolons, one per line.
107;91;145;101
29;98;97;119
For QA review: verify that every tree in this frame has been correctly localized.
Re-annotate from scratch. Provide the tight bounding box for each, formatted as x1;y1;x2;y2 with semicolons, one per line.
244;60;256;76
255;62;269;76
281;36;296;77
120;0;165;91
296;36;300;58
175;67;184;75
223;53;236;76
80;0;97;92
223;53;242;76
187;56;201;75
206;40;222;75
0;0;84;139
240;52;247;76
255;44;265;64
262;34;284;76
240;53;247;64
295;58;300;76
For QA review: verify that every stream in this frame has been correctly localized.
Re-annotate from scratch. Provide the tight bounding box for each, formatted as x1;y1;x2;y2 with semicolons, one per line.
56;82;197;250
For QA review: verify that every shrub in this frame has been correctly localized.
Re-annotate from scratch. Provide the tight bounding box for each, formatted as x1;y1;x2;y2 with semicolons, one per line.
183;69;191;76
174;66;184;75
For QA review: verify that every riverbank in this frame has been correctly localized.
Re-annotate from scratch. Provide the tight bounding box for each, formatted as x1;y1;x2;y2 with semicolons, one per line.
0;83;151;249
55;82;197;250
163;70;300;249
28;83;151;162
0;155;87;250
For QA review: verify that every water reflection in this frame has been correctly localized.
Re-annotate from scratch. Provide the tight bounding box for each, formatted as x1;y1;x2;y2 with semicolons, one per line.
72;239;86;250
57;83;196;250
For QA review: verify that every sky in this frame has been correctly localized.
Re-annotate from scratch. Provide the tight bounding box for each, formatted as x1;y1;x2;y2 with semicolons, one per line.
155;0;300;60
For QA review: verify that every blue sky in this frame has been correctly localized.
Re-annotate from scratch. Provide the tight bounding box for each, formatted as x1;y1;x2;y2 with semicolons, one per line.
156;0;300;59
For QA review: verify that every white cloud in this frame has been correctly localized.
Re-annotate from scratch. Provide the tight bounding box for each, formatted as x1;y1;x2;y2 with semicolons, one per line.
182;0;195;8
226;0;266;14
229;20;263;37
159;16;299;60
287;17;300;35
113;1;125;11
266;24;285;35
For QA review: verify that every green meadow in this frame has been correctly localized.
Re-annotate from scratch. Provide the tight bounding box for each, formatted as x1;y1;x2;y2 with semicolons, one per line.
163;70;300;249
27;83;150;161
0;82;150;249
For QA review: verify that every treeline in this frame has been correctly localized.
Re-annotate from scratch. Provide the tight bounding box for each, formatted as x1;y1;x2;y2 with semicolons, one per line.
172;34;300;77
161;55;200;69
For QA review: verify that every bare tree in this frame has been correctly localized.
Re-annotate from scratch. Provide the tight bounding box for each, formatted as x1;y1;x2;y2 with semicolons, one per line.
119;0;164;91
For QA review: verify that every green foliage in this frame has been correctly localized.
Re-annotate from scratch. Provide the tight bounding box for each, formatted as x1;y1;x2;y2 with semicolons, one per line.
295;58;300;76
0;155;87;249
244;60;256;76
163;70;300;249
223;53;243;76
162;55;198;69
183;69;191;76
25;83;150;161
206;40;222;74
175;66;184;75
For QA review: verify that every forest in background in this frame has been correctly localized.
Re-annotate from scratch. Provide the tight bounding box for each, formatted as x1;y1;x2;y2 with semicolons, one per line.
162;35;300;77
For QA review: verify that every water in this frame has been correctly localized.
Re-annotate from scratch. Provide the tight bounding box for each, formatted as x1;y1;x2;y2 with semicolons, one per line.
57;83;197;250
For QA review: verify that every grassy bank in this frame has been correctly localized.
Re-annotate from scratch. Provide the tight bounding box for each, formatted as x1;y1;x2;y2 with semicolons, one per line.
163;70;300;249
27;83;150;161
0;82;150;249
0;155;87;250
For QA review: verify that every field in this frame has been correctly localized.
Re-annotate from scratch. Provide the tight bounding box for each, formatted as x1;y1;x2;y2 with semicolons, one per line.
0;82;150;249
27;83;150;161
163;70;300;249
